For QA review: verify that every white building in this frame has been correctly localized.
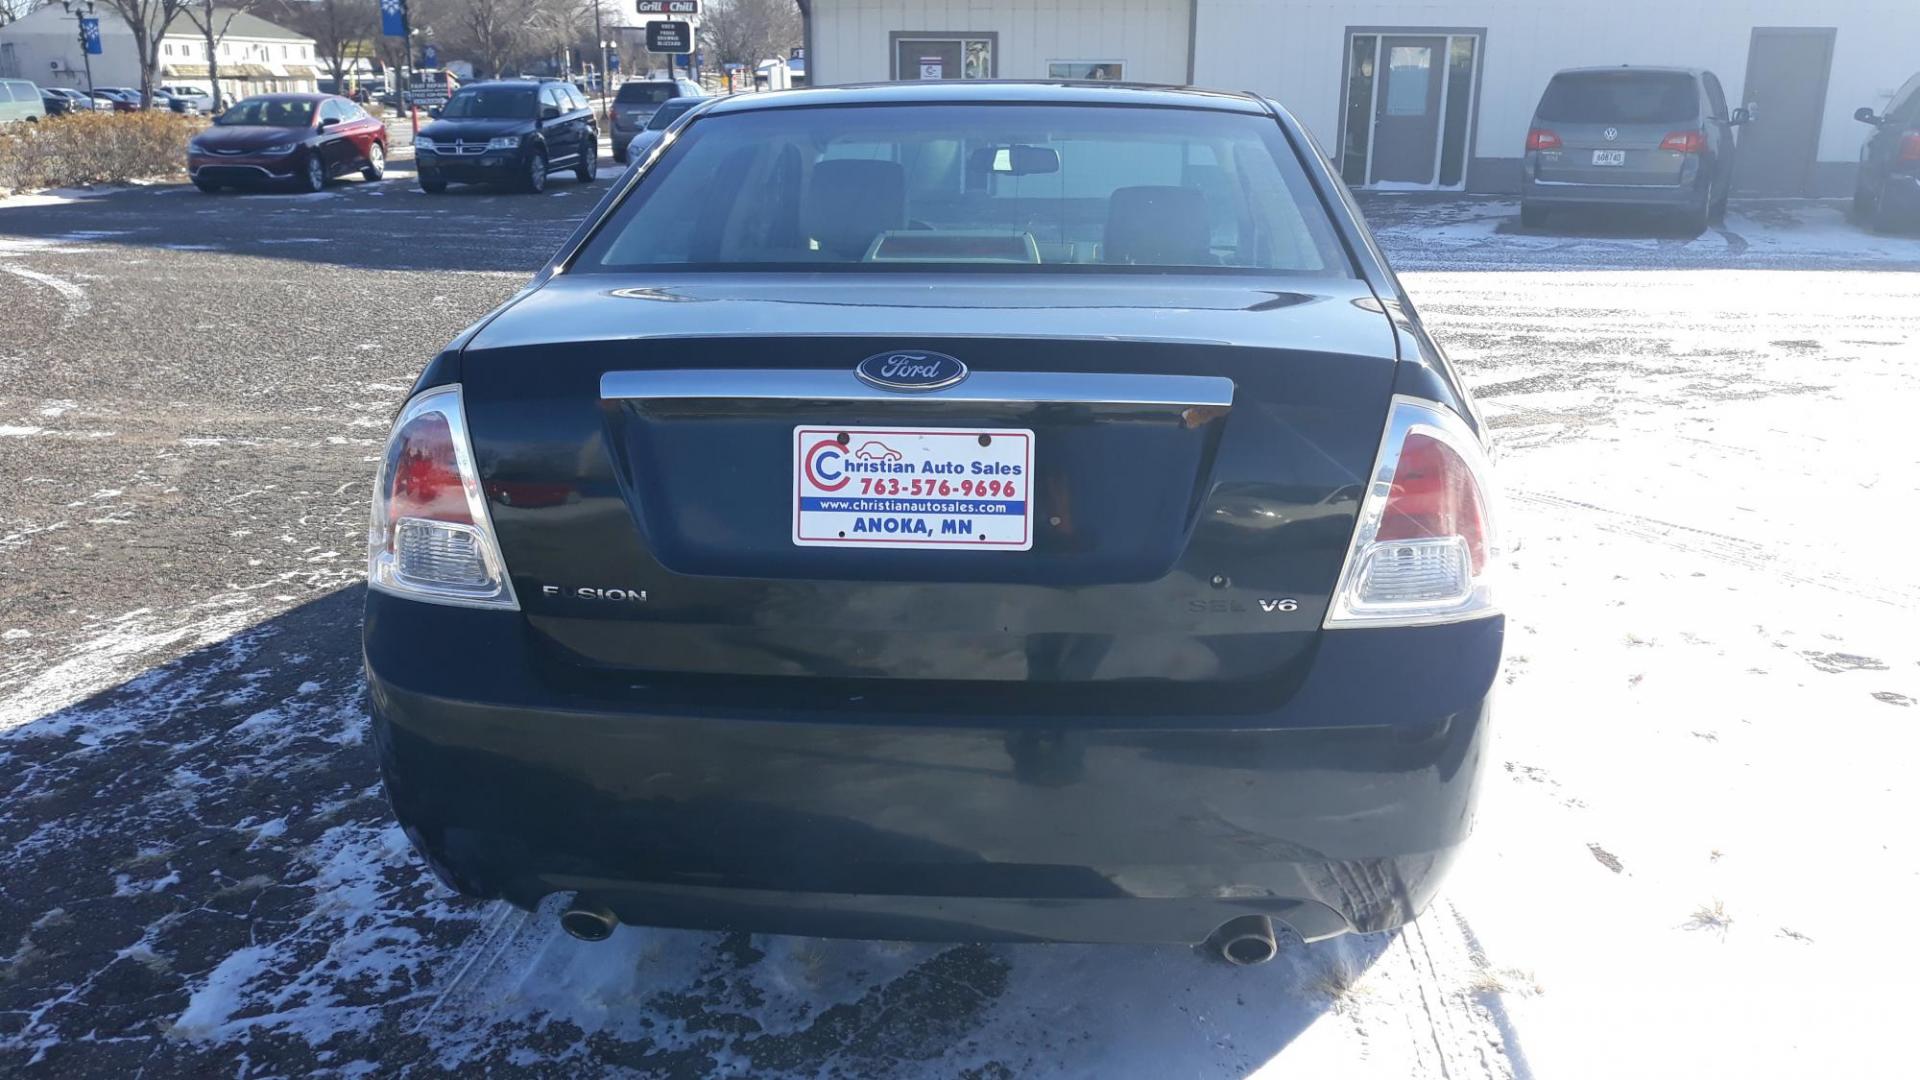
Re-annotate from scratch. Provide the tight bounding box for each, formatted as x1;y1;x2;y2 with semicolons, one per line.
799;0;1920;196
0;7;319;101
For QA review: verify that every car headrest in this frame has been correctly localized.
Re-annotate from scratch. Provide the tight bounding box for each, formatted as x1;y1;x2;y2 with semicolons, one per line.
1104;185;1212;266
804;159;907;259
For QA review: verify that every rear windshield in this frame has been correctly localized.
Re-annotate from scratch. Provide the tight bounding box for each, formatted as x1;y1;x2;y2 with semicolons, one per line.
646;99;699;130
1537;72;1698;124
616;82;678;105
577;104;1350;274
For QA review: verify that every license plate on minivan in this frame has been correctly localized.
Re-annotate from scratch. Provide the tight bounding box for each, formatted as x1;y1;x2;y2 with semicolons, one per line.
793;426;1034;550
1592;150;1626;166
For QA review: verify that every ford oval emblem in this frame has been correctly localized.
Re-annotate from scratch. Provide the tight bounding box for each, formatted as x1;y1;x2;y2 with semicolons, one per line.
855;351;969;393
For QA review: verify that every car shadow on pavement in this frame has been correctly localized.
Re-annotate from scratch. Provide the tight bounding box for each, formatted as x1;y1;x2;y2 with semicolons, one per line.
0;588;1527;1077
0;176;611;274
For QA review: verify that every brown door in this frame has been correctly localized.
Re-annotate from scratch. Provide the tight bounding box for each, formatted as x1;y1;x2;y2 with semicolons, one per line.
1370;35;1446;185
1733;28;1835;195
897;40;962;81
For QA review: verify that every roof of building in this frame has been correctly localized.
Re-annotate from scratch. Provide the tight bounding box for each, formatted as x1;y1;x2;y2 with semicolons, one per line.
701;80;1269;116
167;9;313;43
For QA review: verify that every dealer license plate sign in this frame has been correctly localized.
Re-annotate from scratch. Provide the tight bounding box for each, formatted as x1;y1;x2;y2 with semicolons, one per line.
793;426;1034;550
1592;150;1626;166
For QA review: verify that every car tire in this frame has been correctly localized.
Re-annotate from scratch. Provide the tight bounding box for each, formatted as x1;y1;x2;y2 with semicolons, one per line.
192;177;222;194
419;173;447;194
1519;202;1548;229
523;150;548;194
613;145;628;165
1709;184;1728;225
299;153;326;193
1677;188;1711;236
362;142;385;182
575;141;597;183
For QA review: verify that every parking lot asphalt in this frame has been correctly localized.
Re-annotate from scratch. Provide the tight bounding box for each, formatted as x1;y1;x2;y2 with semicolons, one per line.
2;179;1918;1078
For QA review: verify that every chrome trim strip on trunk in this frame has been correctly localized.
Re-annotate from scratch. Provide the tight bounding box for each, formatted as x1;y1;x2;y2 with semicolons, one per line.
600;369;1235;407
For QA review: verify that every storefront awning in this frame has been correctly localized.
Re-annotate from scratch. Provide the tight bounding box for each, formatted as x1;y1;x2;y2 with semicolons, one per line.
284;64;318;78
163;64;211;77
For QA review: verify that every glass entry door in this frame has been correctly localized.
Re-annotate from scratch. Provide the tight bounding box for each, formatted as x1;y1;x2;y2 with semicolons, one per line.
1340;31;1481;189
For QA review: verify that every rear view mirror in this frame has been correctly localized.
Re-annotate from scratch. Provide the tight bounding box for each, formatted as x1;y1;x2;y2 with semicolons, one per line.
541;105;561;121
1730;107;1752;126
966;145;1061;184
1854;106;1881;126
428;106;442;119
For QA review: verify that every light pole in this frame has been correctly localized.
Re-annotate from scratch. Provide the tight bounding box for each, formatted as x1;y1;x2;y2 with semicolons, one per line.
60;0;97;99
591;1;610;120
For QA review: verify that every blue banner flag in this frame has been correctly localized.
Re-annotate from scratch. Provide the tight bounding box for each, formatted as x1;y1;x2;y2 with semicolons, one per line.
420;43;438;68
80;16;102;55
379;0;406;38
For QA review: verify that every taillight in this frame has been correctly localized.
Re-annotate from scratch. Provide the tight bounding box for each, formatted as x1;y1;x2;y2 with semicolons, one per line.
367;385;518;609
1325;398;1498;628
1526;128;1561;152
1899;133;1920;162
1660;131;1706;154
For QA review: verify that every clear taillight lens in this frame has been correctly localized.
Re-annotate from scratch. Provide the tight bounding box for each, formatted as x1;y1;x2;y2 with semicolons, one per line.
367;385;518;610
1325;397;1498;628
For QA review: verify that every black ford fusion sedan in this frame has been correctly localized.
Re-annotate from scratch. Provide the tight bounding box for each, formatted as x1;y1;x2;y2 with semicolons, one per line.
365;82;1501;964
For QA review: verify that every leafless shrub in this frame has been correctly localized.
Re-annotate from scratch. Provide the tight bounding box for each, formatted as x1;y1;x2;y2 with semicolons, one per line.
0;112;204;194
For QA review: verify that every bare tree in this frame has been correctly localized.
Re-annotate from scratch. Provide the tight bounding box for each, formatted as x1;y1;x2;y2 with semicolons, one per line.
178;0;257;110
268;0;377;94
99;0;193;106
700;0;800;70
1;0;48;29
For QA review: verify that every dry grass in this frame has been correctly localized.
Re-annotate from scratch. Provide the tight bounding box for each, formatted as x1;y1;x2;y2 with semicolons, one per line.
1685;899;1734;936
1308;949;1374;1010
0;111;205;194
1466;954;1543;998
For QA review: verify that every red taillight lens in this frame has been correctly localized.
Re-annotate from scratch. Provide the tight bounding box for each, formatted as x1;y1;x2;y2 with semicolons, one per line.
1899;133;1920;162
1660;131;1706;154
1325;399;1498;628
368;386;518;609
387;411;474;525
1526;128;1562;152
1376;432;1490;575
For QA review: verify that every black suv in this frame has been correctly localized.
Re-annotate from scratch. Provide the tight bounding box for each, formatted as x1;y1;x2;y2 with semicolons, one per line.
416;79;599;193
1852;72;1920;232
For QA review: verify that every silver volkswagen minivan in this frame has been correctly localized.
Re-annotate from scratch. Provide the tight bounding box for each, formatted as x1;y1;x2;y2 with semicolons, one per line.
1521;66;1748;231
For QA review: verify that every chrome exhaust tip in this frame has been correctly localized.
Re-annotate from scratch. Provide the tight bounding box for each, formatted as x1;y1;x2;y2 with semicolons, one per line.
560;900;617;942
1211;914;1278;966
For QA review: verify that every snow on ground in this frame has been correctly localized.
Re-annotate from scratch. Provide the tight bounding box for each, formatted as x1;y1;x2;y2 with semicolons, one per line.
1;197;1916;1077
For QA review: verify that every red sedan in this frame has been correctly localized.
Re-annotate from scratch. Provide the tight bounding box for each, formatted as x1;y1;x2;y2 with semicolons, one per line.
187;93;387;194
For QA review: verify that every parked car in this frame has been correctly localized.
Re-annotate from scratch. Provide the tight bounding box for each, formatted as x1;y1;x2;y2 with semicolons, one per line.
364;82;1502;963
39;88;72;117
1520;66;1747;231
609;77;704;163
414;79;598;193
149;89;198;115
42;87;100;113
2;79;47;123
160;83;217;113
90;88;139;112
187;93;387;193
1851;72;1920;232
621;95;701;164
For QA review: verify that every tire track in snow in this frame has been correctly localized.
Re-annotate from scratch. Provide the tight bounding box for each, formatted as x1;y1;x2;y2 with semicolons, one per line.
0;264;90;322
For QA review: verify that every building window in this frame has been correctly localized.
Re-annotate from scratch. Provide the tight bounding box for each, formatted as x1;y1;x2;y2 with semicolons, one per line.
890;33;995;81
1047;61;1124;81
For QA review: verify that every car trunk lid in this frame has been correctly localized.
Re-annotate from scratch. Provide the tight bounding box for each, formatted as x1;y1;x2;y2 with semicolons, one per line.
458;274;1398;707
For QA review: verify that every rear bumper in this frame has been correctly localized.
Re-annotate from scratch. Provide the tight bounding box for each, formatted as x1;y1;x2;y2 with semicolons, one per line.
365;592;1502;944
1522;176;1698;208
